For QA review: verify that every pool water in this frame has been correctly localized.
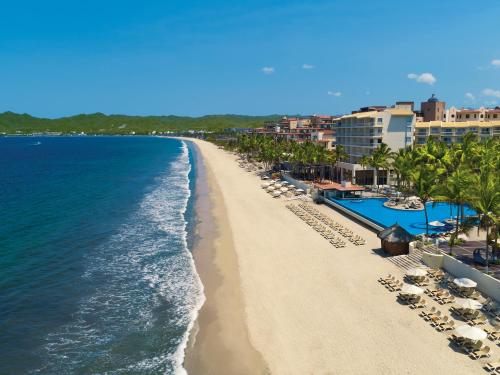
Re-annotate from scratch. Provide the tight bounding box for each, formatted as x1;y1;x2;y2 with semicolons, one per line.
332;198;476;235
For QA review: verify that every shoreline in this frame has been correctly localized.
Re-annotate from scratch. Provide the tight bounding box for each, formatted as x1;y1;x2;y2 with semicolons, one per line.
183;139;268;374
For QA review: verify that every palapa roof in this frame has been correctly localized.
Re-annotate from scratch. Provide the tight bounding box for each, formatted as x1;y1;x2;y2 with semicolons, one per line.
377;224;414;243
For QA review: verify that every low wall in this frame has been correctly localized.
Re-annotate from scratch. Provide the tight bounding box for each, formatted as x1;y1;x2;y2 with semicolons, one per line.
422;252;444;269
282;174;311;192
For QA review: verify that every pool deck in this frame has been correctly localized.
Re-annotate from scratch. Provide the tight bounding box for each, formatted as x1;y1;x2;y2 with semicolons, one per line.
438;240;500;280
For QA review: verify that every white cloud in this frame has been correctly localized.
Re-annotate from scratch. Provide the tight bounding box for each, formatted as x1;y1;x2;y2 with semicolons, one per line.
485;100;498;106
465;92;475;100
482;88;500;98
407;72;436;85
261;66;275;74
491;59;500;67
302;64;314;69
327;91;342;97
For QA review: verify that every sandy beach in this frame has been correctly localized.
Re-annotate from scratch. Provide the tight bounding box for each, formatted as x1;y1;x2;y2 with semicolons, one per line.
184;138;487;375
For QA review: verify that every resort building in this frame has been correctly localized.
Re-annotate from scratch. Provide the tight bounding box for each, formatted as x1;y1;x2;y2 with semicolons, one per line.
444;106;500;122
414;120;500;145
333;104;415;185
256;115;337;149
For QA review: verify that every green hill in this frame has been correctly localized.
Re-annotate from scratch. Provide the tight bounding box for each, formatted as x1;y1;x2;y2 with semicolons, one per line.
0;112;281;135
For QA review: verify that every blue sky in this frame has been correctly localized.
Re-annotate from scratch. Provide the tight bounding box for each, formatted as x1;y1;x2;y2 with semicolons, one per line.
1;0;499;118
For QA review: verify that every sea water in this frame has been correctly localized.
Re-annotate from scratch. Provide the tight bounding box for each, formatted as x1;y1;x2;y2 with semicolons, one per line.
0;136;204;374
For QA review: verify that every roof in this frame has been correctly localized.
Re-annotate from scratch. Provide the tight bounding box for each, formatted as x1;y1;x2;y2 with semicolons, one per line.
386;108;414;116
313;181;365;191
377;224;414;243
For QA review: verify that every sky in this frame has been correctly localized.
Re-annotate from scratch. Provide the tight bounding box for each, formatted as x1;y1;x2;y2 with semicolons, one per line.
1;0;500;118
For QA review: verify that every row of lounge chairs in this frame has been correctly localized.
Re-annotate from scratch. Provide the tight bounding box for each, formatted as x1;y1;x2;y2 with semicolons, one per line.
449;306;488;326
286;204;346;248
419;308;456;331
483;298;500;321
379;273;500;370
424;287;456;305
297;203;366;246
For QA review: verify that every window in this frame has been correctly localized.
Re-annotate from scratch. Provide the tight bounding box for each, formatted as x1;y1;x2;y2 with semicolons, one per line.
474;114;477;118
466;114;470;119
480;114;484;118
494;114;498;118
377;139;382;143
451;114;455;118
377;118;383;123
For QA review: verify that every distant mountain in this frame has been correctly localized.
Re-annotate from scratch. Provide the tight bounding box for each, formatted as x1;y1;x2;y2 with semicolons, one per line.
0;112;282;134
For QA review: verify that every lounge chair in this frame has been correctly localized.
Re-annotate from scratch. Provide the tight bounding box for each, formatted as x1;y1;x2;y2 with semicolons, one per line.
424;310;442;322
470;345;491;359
410;298;427;309
430;315;449;328
436;319;455;332
469;314;487;326
484;359;500;373
463;340;483;354
419;306;437;319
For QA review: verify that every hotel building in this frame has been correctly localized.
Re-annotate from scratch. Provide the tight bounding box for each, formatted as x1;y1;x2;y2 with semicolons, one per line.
414;120;500;145
444;106;500;122
333;104;415;185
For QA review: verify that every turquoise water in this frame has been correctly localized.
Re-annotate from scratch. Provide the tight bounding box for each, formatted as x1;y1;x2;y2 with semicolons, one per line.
332;198;476;235
0;136;203;374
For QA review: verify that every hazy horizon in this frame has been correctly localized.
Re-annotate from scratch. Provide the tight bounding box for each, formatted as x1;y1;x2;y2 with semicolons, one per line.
2;0;500;118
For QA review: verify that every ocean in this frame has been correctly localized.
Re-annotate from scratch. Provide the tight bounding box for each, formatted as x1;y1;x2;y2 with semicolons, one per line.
0;136;204;374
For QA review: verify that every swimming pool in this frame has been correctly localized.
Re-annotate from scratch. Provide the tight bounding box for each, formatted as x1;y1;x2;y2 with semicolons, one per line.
331;198;476;235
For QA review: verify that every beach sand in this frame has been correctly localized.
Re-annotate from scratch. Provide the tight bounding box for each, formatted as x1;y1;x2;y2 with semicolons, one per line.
184;138;487;374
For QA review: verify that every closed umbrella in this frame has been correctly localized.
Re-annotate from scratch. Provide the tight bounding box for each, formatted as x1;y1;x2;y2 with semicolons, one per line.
453;278;477;288
455;298;482;310
454;325;487;341
401;285;424;295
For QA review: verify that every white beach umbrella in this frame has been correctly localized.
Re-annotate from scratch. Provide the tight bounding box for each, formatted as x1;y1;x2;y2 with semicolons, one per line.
296;188;305;193
274;183;282;188
455;298;482;310
282;181;289;185
268;180;276;185
429;221;445;227
261;182;270;188
272;191;281;198
288;185;296;190
406;268;427;277
280;187;289;193
454;325;487;341
401;285;424;295
266;186;275;192
453;278;477;288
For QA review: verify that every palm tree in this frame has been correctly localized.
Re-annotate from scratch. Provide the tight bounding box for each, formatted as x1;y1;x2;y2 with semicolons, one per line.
333;145;347;182
468;145;500;273
434;166;473;255
367;142;392;193
410;164;444;236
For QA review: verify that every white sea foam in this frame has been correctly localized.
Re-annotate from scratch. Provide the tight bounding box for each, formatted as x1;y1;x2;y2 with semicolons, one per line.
35;140;205;374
